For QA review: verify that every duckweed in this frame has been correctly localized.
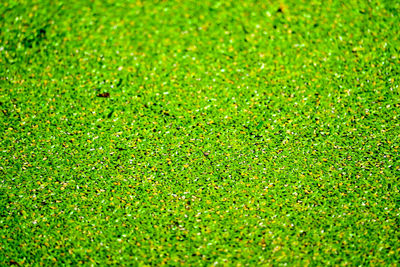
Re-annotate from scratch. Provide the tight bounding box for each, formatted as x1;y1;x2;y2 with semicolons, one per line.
1;0;399;265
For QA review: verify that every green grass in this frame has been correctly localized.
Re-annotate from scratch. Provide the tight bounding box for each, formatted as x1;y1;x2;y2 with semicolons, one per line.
1;0;399;265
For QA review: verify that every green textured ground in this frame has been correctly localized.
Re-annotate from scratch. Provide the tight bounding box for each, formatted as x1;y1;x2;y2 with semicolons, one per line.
1;0;399;265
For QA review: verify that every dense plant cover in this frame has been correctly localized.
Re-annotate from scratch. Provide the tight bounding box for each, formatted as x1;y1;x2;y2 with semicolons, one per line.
1;0;399;265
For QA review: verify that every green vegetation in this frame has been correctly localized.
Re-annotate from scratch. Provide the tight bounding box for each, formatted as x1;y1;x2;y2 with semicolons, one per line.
1;0;399;265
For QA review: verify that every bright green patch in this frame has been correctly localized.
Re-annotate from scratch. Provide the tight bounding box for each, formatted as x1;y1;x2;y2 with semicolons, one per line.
1;0;399;265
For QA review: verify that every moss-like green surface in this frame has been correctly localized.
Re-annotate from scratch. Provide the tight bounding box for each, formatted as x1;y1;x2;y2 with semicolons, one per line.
1;0;399;265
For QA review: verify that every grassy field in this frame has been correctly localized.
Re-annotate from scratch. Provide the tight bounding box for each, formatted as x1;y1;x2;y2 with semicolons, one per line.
1;0;399;265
